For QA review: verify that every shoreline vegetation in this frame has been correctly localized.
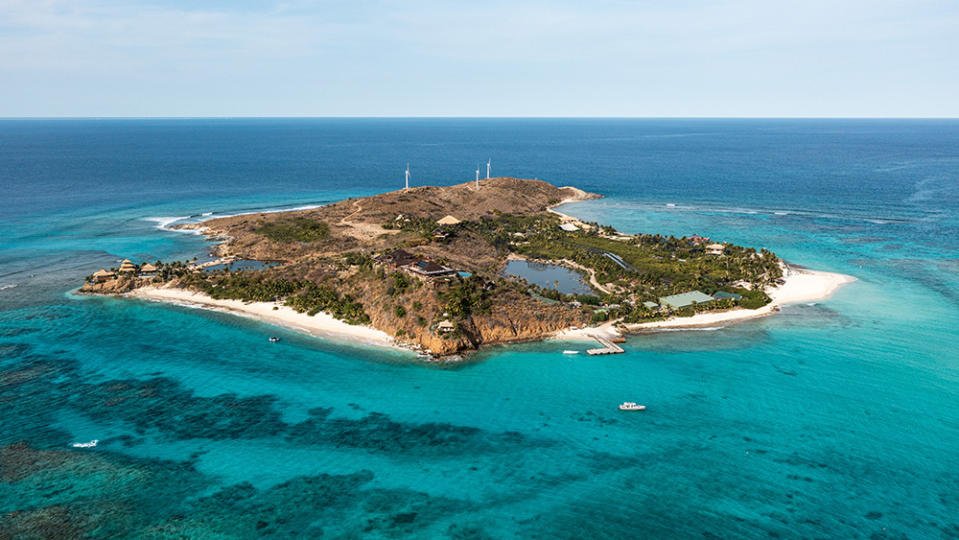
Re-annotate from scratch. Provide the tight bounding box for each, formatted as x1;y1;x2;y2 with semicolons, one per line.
79;178;854;359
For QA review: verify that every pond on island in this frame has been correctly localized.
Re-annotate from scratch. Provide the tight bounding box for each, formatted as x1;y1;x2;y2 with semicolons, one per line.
503;259;594;296
202;259;282;273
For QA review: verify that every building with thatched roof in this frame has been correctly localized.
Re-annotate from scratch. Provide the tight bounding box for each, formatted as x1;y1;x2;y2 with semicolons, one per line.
118;259;137;274
91;269;116;282
436;215;461;225
437;320;455;333
139;263;158;277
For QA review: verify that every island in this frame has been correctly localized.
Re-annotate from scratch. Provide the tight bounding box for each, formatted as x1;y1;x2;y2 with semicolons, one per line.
80;177;853;358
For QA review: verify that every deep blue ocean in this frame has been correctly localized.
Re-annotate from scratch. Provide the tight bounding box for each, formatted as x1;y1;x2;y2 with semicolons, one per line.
2;119;958;538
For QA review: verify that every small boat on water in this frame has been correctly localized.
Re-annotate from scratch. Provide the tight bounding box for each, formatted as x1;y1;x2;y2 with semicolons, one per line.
562;350;579;355
618;402;646;411
269;336;280;343
71;440;98;448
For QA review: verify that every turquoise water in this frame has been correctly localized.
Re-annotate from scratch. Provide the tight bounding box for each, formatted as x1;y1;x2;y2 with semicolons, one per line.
2;119;959;538
503;259;594;296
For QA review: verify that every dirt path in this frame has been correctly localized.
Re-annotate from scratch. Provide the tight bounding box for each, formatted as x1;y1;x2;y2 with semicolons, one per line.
558;258;611;295
338;199;398;241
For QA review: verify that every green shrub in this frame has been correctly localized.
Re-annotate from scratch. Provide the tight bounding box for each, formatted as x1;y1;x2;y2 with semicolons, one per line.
389;272;411;296
442;277;492;318
738;289;771;309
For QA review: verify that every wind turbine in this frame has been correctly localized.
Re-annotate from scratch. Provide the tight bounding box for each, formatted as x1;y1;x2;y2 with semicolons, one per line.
475;166;480;189
486;158;491;179
405;163;411;190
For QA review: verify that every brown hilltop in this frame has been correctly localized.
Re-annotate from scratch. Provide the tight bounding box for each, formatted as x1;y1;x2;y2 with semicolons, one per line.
331;177;595;224
183;177;598;263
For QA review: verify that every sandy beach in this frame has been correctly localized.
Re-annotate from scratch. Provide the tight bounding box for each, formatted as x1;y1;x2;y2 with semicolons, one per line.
622;265;856;332
550;264;855;342
128;285;402;351
552;321;623;342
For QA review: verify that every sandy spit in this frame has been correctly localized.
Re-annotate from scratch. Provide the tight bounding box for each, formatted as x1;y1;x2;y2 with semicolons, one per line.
621;265;856;332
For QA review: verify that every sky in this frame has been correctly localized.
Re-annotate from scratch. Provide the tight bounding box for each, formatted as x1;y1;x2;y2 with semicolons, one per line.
1;0;957;117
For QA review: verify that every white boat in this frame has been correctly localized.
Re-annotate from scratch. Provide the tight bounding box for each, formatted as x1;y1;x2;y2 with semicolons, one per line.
562;350;579;355
618;402;646;411
71;439;98;448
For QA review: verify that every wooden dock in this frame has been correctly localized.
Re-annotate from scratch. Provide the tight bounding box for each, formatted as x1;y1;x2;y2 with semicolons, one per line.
586;334;625;355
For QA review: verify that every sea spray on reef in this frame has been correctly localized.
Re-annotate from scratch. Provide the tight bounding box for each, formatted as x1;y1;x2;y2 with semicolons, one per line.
143;216;191;231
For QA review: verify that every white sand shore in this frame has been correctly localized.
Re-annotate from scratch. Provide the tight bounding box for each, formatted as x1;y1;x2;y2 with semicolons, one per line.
552;321;622;342
623;265;856;332
127;285;402;351
550;265;855;341
547;202;583;224
768;265;855;305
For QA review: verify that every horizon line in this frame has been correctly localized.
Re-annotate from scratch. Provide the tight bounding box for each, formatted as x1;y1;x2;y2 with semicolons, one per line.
1;115;958;121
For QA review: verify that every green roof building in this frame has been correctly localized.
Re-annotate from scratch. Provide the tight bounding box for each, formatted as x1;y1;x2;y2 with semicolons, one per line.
659;291;715;309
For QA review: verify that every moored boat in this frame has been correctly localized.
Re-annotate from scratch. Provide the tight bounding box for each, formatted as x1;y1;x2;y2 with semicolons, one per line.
71;439;98;448
618;402;646;411
562;350;579;355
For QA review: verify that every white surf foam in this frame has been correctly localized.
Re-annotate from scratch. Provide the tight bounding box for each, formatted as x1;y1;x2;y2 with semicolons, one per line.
213;204;325;220
143;216;189;230
143;216;209;235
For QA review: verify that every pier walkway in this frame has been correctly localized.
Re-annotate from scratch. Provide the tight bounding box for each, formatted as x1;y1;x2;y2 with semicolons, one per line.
586;334;625;355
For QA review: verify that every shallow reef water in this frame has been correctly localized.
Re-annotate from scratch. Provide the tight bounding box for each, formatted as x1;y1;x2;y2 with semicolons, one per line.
3;119;959;538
